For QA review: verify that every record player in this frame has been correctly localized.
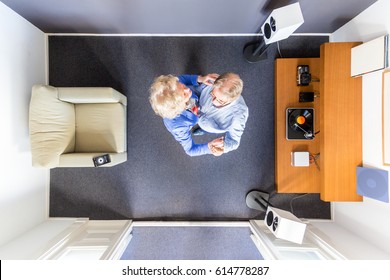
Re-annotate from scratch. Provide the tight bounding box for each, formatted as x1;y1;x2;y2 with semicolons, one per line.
286;108;314;140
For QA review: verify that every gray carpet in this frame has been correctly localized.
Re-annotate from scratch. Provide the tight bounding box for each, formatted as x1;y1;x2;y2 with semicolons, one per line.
120;226;262;260
48;35;331;220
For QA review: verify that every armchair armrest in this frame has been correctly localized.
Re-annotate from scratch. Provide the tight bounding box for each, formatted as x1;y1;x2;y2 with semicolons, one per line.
58;87;127;106
58;152;127;168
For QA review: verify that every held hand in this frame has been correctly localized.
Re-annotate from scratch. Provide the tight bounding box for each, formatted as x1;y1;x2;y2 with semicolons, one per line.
208;137;224;156
208;142;224;156
211;136;224;148
198;73;219;86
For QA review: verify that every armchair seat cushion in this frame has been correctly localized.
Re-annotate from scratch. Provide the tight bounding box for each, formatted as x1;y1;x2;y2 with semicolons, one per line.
74;103;126;153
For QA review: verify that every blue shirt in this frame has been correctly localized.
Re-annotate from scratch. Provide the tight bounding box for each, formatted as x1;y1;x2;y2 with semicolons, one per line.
198;85;249;153
163;75;211;156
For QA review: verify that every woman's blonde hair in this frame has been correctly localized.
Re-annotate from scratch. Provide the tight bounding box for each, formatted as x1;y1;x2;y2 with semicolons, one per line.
149;75;187;119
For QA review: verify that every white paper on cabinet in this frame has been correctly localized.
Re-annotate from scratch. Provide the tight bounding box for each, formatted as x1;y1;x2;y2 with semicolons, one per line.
351;35;389;77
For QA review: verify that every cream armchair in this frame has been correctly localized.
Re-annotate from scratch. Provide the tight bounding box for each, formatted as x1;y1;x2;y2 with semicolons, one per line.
29;85;127;168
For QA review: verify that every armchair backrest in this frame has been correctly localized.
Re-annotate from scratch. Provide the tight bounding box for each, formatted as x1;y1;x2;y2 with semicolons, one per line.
29;85;76;168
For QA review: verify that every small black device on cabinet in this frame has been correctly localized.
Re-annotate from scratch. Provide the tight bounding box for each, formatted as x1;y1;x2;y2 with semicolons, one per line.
297;65;311;86
299;92;314;103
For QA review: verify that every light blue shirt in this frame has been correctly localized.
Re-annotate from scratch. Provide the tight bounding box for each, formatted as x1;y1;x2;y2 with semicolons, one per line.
198;86;249;153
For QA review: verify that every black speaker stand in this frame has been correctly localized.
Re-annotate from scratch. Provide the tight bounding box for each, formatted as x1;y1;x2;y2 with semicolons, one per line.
243;39;269;63
245;191;271;212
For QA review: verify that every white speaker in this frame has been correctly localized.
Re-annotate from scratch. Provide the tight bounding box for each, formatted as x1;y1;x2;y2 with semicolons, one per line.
261;2;304;45
264;206;307;244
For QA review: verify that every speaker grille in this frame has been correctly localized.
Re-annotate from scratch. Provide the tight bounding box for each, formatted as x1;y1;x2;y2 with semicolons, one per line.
272;216;279;231
266;210;274;226
264;23;271;39
270;17;276;31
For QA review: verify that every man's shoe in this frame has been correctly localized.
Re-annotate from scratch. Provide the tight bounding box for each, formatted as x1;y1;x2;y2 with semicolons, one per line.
191;124;206;136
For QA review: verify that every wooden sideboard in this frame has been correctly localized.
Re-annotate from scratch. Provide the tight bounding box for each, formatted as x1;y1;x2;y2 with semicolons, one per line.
275;42;363;202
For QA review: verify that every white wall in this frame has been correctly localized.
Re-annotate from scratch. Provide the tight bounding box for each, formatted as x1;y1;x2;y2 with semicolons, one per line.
0;2;47;246
310;221;390;259
0;218;77;259
324;0;390;255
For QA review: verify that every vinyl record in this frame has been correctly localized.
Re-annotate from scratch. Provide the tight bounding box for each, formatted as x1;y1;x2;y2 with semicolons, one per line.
356;167;389;203
288;109;313;131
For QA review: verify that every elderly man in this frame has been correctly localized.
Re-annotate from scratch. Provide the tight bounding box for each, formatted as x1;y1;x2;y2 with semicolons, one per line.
196;72;248;154
149;72;248;156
